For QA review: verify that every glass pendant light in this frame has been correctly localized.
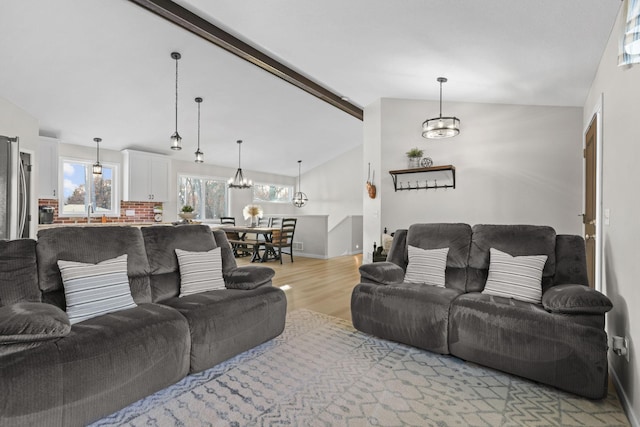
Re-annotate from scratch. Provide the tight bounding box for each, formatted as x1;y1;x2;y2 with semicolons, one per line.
194;97;204;163
292;160;308;208
92;137;102;175
170;52;182;150
228;140;252;189
422;77;460;139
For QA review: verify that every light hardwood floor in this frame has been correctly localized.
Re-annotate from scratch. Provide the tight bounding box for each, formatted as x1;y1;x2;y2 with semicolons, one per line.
237;254;363;322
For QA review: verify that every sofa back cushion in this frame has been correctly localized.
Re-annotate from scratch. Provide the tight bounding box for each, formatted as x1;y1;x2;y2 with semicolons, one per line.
141;225;218;302
468;224;556;293
36;227;152;309
406;223;472;291
0;239;40;306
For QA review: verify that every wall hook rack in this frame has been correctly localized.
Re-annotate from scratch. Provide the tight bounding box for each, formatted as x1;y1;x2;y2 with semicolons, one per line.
389;165;456;192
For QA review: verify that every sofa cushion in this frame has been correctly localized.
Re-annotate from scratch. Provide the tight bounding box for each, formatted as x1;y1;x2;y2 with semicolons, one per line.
58;254;137;324
482;248;547;303
37;226;152;309
0;239;40;306
176;248;225;296
468;224;556;293
406;223;472;291
161;286;287;372
0;302;70;355
142;225;218;302
55;303;190;425
449;292;609;399
405;246;449;287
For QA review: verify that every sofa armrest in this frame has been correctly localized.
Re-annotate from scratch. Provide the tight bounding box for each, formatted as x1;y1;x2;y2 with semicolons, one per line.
542;284;613;315
1;302;70;355
224;266;275;290
359;262;405;285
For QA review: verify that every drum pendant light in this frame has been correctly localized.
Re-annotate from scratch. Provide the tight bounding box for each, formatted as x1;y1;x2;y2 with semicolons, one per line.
194;97;204;163
292;160;308;208
422;77;460;139
170;52;182;150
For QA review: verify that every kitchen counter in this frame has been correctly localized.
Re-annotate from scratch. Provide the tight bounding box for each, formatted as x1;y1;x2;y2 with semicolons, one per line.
37;222;172;230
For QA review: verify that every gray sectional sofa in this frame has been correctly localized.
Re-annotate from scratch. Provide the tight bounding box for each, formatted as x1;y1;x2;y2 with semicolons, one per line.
351;223;613;399
0;225;287;426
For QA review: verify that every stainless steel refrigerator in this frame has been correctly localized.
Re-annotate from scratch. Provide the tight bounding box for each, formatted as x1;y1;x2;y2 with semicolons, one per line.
0;135;31;240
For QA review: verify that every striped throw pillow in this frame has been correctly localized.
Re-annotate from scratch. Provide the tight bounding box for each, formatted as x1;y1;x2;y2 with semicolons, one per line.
175;247;225;297
404;246;449;287
482;248;548;303
57;254;136;325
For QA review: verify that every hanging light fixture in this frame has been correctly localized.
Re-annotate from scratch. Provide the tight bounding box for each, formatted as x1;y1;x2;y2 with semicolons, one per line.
194;97;204;163
422;77;460;139
92;137;102;175
292;160;308;208
170;52;182;150
228;140;252;189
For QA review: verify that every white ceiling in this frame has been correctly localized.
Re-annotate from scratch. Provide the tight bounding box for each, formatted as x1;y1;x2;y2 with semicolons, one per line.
0;0;621;176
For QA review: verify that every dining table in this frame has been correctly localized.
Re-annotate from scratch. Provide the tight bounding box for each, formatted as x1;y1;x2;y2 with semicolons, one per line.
220;225;278;262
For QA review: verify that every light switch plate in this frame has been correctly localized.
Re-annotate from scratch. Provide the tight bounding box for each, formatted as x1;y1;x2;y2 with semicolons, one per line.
126;209;135;217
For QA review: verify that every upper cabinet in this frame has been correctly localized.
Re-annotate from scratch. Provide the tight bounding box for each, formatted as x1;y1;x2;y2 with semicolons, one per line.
38;137;59;199
122;150;170;202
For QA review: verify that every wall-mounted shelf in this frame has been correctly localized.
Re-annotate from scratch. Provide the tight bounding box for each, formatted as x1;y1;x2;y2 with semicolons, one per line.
389;165;456;191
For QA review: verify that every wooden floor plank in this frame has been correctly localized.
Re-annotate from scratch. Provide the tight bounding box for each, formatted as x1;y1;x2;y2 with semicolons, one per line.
237;254;362;321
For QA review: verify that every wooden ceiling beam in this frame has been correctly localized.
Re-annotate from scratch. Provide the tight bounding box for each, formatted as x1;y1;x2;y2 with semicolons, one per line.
129;0;363;121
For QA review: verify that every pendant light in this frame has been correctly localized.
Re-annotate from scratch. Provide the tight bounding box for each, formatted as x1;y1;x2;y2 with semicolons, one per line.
170;52;182;150
292;160;308;208
92;137;102;175
228;140;252;189
422;77;460;139
194;97;204;163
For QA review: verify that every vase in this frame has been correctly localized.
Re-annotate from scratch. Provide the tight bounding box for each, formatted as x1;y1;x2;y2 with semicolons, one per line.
179;212;195;221
408;157;421;168
250;216;259;227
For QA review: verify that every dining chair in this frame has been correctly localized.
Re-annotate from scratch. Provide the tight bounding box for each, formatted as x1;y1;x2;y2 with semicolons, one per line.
220;217;243;257
269;217;283;228
262;218;297;264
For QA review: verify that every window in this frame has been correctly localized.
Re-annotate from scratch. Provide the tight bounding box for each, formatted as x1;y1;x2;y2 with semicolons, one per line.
178;175;228;220
253;183;293;203
60;159;119;216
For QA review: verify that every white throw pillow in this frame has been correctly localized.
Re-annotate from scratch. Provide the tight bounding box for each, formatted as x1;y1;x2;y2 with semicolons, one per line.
175;247;225;296
482;248;548;303
404;246;449;287
57;254;136;325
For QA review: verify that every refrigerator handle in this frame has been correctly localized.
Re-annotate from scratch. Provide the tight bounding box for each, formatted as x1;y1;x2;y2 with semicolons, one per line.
19;158;27;237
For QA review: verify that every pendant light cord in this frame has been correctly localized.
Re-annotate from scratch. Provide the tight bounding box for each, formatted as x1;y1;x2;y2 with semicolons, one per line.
197;100;201;150
439;80;443;119
175;58;179;133
298;160;302;192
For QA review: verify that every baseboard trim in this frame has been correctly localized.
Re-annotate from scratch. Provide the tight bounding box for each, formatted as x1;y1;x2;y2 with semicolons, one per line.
610;363;639;427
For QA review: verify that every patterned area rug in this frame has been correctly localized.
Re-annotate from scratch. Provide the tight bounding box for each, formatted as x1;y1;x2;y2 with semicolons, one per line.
92;309;628;427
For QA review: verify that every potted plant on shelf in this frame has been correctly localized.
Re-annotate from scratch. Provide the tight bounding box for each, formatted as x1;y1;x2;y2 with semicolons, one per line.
406;147;424;168
179;205;195;221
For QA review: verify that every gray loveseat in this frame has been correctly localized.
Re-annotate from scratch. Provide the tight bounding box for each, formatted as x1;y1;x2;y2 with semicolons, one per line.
351;223;612;399
0;224;287;426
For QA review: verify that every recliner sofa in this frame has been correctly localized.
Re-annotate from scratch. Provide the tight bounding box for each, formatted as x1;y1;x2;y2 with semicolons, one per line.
351;223;612;399
0;224;287;426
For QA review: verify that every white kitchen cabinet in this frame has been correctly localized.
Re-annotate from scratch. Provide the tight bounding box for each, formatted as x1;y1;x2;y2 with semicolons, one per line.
38;137;59;199
122;150;170;201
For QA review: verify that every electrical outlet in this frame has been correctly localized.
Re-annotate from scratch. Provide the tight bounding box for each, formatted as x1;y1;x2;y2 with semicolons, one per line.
125;209;135;217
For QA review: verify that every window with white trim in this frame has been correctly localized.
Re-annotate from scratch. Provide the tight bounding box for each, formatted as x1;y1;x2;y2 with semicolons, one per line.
178;175;228;220
60;159;120;217
252;183;293;203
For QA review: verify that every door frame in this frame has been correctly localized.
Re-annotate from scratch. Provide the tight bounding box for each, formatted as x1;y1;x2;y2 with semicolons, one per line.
584;94;604;292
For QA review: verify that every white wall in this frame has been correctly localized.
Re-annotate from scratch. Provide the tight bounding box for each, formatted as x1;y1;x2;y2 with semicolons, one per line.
299;145;363;229
584;3;640;425
0;96;40;238
363;99;383;262
363;98;584;259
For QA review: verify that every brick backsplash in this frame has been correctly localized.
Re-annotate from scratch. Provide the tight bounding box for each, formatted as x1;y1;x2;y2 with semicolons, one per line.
38;199;160;224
